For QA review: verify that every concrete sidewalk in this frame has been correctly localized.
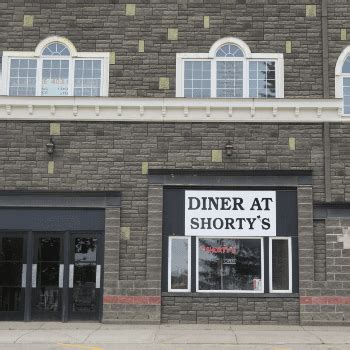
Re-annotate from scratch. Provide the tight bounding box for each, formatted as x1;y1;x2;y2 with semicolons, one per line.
0;323;349;349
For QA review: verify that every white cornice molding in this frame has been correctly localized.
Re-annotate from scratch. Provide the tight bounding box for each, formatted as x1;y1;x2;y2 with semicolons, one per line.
0;97;344;123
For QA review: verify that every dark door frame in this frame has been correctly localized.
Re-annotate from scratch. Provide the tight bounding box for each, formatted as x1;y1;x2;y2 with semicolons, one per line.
0;191;120;322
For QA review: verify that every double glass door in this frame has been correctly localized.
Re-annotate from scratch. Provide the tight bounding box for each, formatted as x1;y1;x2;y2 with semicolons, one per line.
0;232;103;321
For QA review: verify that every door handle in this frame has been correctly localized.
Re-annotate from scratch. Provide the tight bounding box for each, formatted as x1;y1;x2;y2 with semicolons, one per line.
32;264;37;288
21;264;27;288
96;265;101;289
59;264;64;288
69;264;74;288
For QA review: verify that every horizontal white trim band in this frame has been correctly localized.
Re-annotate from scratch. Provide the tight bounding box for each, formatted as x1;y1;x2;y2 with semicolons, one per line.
0;96;344;123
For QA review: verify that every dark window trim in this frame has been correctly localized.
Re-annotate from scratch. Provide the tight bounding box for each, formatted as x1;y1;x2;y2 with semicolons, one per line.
0;191;121;208
149;170;312;187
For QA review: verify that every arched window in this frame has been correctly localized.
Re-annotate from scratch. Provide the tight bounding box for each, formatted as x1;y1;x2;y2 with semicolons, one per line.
215;43;245;98
41;42;71;96
335;48;350;115
176;37;284;99
2;36;109;97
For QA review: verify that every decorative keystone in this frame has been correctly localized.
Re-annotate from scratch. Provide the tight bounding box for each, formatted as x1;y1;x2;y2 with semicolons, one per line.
306;5;316;17
48;161;54;174
121;227;131;240
341;29;347;41
23;15;34;27
125;4;136;16
109;52;116;64
142;161;149;175
204;16;210;29
338;227;350;249
50;123;60;136
159;77;169;90
211;150;222;163
168;28;178;41
138;40;145;53
289;137;296;151
286;41;292;54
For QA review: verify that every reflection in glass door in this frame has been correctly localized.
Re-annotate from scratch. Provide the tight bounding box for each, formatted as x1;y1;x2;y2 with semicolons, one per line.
32;235;63;320
0;235;26;320
69;235;101;320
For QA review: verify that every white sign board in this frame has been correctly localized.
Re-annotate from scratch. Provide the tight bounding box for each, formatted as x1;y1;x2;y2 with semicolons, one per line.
185;190;276;237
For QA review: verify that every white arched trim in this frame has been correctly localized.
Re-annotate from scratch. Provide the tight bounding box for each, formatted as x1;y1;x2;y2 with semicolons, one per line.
1;37;110;97
35;36;78;57
176;37;284;98
335;46;350;98
209;37;252;58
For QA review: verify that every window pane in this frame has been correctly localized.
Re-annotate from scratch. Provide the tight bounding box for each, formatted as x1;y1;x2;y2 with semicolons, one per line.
343;78;350;114
272;239;289;291
249;61;276;98
198;238;262;291
343;57;350;73
216;61;243;98
9;59;37;96
170;238;189;290
184;61;211;98
42;43;70;56
216;44;244;58
74;60;102;96
41;59;69;96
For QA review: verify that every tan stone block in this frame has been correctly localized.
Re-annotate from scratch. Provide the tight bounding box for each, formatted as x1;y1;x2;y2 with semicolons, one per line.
289;137;296;151
109;52;116;64
306;5;316;17
159;77;169;90
142;161;149;175
23;15;34;27
168;28;178;41
138;40;145;53
121;227;130;240
50;123;61;136
125;4;136;16
48;161;54;174
211;150;222;163
204;16;210;29
286;41;292;54
341;29;347;41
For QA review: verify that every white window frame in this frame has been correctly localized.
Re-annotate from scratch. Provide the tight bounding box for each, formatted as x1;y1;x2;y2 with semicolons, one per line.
168;236;191;293
196;236;264;294
269;237;292;293
1;36;110;97
335;46;350;116
176;37;284;98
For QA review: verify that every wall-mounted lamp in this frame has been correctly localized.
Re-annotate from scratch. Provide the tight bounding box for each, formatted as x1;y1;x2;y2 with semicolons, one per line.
225;141;233;157
46;137;55;155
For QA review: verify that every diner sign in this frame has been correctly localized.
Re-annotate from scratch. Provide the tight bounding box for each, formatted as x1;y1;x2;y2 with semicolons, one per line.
185;190;276;237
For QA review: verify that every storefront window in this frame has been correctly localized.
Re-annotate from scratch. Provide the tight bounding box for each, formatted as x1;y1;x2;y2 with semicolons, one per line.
168;237;190;292
197;238;263;292
270;238;292;292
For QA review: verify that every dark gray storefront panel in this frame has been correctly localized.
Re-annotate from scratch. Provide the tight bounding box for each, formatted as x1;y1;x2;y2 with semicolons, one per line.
163;188;298;237
0;208;105;231
162;188;299;293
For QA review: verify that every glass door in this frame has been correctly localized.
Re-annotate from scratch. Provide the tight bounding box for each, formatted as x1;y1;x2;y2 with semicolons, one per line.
31;234;63;320
0;234;26;320
68;234;102;320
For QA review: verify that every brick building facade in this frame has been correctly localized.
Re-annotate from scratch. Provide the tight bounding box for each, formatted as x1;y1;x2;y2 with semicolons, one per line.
0;0;350;325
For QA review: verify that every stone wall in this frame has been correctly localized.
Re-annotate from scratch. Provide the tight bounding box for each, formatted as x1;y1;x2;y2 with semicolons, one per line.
161;294;300;324
300;217;350;325
0;0;331;98
0;121;326;280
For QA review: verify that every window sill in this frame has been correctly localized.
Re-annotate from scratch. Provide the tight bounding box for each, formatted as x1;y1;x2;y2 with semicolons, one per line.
162;292;299;298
